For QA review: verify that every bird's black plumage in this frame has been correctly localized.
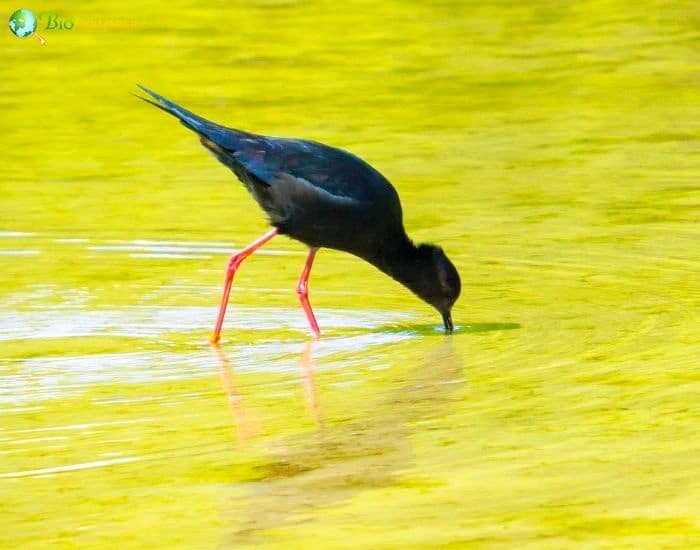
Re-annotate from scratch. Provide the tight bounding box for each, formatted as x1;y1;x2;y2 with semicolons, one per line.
136;85;461;330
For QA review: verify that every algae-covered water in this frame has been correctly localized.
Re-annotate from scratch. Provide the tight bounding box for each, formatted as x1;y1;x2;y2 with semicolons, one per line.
2;1;699;547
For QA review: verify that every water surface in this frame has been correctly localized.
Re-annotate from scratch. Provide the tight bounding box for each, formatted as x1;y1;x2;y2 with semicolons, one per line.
1;1;699;547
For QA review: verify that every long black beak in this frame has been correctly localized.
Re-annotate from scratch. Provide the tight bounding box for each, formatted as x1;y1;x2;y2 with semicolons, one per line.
442;311;454;333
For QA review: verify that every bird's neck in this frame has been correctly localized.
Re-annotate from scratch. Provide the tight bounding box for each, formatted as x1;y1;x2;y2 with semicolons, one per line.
367;234;422;291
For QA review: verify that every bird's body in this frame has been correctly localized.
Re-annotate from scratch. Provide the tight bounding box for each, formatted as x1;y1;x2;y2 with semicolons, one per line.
205;134;405;261
137;86;461;339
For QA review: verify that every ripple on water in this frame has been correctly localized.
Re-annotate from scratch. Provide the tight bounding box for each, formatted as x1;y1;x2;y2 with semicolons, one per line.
1;334;413;404
0;303;415;404
1;233;305;261
87;238;304;259
0;231;36;238
0;305;414;341
0;250;40;256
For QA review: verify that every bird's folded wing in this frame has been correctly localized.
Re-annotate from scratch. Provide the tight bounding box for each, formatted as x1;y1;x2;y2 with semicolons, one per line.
269;172;360;209
231;142;352;198
231;147;279;186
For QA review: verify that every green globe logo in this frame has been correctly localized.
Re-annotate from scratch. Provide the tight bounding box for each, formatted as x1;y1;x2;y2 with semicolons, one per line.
8;8;45;44
8;8;36;37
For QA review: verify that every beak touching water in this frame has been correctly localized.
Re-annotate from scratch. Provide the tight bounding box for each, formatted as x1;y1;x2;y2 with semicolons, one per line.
442;311;454;333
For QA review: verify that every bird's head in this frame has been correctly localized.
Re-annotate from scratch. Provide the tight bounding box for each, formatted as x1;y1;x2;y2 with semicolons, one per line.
409;244;461;332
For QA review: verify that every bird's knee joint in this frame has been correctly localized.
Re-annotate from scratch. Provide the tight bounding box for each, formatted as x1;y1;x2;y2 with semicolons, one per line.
227;255;243;272
296;284;308;296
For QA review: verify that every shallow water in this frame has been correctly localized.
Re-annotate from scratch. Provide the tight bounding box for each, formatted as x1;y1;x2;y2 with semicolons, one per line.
2;0;700;547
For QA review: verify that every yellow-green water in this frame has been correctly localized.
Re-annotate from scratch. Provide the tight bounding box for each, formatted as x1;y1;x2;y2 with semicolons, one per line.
2;1;699;547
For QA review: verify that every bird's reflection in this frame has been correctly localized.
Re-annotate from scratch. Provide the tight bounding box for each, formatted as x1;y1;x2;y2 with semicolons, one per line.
211;340;322;443
211;337;465;544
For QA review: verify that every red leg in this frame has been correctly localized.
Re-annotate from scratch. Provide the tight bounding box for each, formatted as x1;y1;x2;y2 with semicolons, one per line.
210;228;278;343
296;248;321;339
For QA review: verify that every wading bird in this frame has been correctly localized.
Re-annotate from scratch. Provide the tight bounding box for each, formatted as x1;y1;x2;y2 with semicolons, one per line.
136;86;460;342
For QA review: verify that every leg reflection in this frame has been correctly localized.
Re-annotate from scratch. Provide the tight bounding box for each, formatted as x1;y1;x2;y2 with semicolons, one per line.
211;340;325;443
211;343;255;443
300;340;323;427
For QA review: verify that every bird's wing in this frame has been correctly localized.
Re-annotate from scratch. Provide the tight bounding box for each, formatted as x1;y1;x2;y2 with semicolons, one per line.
229;143;283;186
228;137;385;205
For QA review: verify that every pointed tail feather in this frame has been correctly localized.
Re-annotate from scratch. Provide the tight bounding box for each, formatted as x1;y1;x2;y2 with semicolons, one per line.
135;85;252;149
135;84;214;132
